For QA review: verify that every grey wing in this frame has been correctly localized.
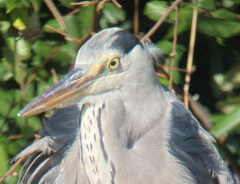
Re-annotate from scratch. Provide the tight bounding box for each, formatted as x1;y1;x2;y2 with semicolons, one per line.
169;102;235;184
16;106;88;184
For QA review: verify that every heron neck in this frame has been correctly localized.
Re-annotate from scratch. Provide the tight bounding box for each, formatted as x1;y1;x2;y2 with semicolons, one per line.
80;103;117;184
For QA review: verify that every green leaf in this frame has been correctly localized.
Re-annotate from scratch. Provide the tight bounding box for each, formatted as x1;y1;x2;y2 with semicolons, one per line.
53;42;76;65
0;88;13;116
76;5;94;37
212;8;239;21
4;0;17;13
43;19;61;32
0;58;13;81
65;15;80;39
144;1;168;21
10;8;29;26
156;40;186;83
211;105;240;138
198;17;240;38
59;0;73;8
32;40;56;58
198;0;216;10
156;40;186;62
0;144;8;176
0;21;11;33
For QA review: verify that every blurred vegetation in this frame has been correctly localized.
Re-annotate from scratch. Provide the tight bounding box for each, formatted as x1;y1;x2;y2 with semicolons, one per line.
0;0;240;182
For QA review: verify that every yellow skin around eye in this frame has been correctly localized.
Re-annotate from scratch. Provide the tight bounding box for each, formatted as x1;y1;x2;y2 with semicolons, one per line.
107;57;120;70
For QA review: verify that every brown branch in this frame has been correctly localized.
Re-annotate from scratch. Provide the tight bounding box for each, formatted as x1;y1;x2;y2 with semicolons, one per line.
141;0;182;42
44;0;66;31
169;7;179;91
133;0;139;37
183;0;198;108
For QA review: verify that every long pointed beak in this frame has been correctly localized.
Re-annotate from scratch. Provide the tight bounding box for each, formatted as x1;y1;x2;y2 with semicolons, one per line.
18;63;104;117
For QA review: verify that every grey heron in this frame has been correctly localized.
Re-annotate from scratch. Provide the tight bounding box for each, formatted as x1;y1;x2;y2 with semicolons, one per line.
16;28;235;184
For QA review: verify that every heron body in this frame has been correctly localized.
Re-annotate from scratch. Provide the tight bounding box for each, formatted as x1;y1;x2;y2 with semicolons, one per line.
17;28;235;184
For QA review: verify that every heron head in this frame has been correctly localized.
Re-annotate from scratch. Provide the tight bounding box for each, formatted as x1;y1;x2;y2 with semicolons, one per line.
18;28;162;117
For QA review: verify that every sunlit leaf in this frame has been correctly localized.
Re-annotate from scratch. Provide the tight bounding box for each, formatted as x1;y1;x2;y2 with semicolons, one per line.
101;2;125;27
13;18;26;31
16;38;31;61
144;1;168;21
0;59;13;81
0;21;10;33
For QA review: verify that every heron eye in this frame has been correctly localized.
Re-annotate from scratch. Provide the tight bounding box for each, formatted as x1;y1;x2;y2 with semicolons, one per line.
107;57;120;70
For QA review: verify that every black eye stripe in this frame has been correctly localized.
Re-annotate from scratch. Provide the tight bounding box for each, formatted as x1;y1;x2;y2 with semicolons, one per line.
110;30;142;54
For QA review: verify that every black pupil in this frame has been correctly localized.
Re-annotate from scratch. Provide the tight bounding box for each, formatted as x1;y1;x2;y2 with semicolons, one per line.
110;60;117;67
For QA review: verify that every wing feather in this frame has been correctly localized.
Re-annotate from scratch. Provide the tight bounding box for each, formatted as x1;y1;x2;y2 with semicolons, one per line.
169;102;235;184
17;105;88;184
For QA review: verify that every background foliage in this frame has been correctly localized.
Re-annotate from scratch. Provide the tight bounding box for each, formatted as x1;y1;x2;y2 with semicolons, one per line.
0;0;240;182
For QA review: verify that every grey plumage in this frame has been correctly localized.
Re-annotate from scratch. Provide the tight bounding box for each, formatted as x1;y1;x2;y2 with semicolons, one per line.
16;28;235;184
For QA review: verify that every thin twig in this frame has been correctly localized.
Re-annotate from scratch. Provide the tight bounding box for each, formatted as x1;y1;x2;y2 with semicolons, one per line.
158;64;191;73
51;68;58;84
45;25;82;43
141;0;182;42
96;0;122;11
133;0;139;37
44;0;66;31
71;1;97;6
9;134;23;140
156;72;168;79
169;7;179;90
76;32;92;48
183;0;198;108
66;9;80;16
